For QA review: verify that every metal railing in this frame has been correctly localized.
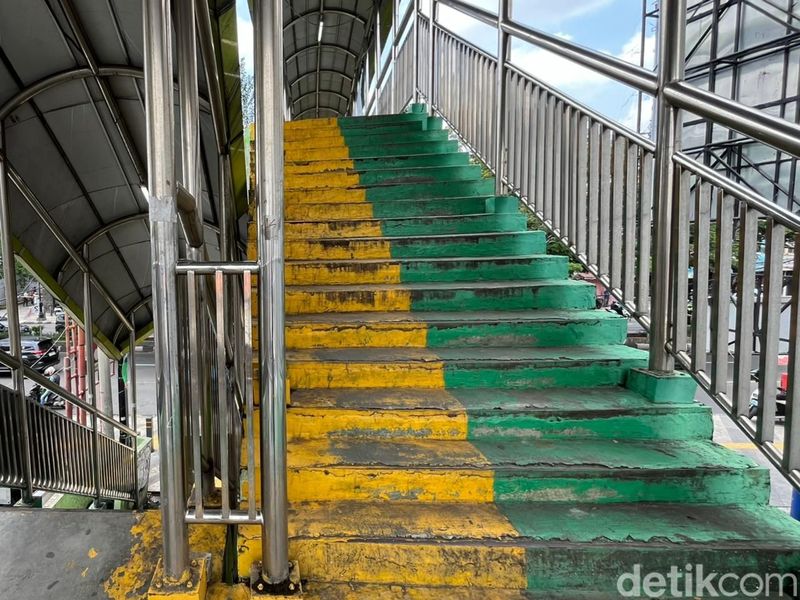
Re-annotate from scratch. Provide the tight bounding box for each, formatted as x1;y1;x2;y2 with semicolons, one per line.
374;0;800;490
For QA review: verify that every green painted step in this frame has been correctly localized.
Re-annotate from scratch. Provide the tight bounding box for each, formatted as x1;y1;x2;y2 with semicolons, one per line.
288;129;451;151
288;153;471;175
290;231;546;259
341;117;443;138
287;280;596;313
338;112;431;128
506;503;800;596
287;310;627;348
289;386;713;441
347;139;460;158
286;255;568;283
288;165;486;189
288;345;648;389
286;438;768;505
285;196;502;220
286;213;527;237
295;178;495;203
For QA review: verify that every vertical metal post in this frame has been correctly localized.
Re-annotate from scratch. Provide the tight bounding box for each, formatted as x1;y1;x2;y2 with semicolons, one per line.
427;0;436;113
494;0;511;195
128;319;140;506
412;0;420;102
254;0;289;586
98;349;113;437
143;0;189;580
83;247;101;506
390;0;398;113
0;123;33;504
648;0;686;372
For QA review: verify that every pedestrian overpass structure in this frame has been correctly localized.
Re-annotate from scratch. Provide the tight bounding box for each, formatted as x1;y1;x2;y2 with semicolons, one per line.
3;0;800;598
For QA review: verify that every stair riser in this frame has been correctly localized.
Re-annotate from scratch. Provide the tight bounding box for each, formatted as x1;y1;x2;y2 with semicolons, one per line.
286;165;484;190
285;119;443;142
494;470;770;505
286;359;646;390
284;152;470;175
285;130;451;152
284;232;546;260
285;408;712;441
285;179;495;204
524;546;800;597
284;285;595;314
283;257;567;285
286;140;460;162
282;214;527;239
285;319;625;349
237;538;527;589
284;197;495;220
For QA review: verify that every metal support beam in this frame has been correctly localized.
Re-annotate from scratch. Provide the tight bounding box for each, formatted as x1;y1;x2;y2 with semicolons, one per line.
143;0;189;581
254;0;290;587
0;123;33;504
83;246;101;506
494;0;511;195
649;0;687;372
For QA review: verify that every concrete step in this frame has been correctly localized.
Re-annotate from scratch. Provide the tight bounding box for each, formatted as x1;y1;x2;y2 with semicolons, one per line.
285;177;495;204
284;152;470;175
284;111;429;133
285;164;485;190
284;117;442;142
283;310;626;349
243;437;767;505
237;502;800;593
282;213;526;239
283;255;567;285
284;195;498;221
284;279;594;314
285;129;450;153
283;230;545;260
285;139;460;162
282;386;712;441
282;345;648;390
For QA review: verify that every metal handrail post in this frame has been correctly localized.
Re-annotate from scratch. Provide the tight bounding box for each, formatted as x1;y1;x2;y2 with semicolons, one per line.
648;0;686;372
494;0;511;195
255;0;290;587
427;0;436;113
0;123;33;504
83;246;102;506
412;0;420;102
128;318;140;507
143;0;190;580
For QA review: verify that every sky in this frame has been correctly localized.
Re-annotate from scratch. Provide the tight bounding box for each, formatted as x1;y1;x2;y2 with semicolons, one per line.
235;0;656;134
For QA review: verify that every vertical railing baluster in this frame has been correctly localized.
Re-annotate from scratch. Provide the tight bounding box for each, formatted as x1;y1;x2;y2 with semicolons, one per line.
598;129;613;280
733;206;758;417
587;122;601;269
691;182;711;373
712;190;734;396
623;144;638;303
611;135;626;290
637;152;653;316
782;233;800;471
243;270;257;521
671;169;690;354
187;270;204;519
576;115;589;259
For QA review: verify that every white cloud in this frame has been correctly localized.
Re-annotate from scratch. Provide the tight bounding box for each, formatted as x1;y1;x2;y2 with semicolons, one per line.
513;0;616;26
621;94;654;133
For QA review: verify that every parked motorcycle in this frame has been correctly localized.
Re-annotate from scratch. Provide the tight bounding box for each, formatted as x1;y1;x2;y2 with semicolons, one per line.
26;384;65;409
748;368;787;420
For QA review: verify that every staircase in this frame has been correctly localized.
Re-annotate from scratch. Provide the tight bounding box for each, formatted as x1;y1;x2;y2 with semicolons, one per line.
242;108;800;598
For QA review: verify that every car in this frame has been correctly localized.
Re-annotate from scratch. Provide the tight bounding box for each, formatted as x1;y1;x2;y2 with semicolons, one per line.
53;306;64;317
0;337;59;374
55;313;65;333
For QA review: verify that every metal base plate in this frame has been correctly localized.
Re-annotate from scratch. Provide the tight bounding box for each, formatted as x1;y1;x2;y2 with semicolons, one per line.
148;552;211;599
250;560;303;596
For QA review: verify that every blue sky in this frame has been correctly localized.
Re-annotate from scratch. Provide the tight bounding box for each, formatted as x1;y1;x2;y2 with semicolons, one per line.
235;0;656;133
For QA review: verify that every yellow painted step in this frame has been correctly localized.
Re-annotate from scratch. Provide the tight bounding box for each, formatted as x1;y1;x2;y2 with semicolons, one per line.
285;159;355;175
237;502;525;587
284;171;360;190
285;286;408;314
245;439;493;503
285;319;426;349
285;202;374;221
284;261;402;285
284;220;383;240
300;584;530;599
285;146;350;162
284;117;337;131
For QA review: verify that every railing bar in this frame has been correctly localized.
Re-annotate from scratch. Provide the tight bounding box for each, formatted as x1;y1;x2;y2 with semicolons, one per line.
673;169;691;353
691;182;712;372
610;135;626;290
534;88;546;211
576;115;589;258
214;270;230;518
712;190;734;395
570;109;580;247
783;233;800;471
560;105;571;242
587;122;601;268
623;144;638;301
243;270;257;521
756;220;785;444
187;270;204;519
733;206;758;417
637;152;653;315
520;81;532;200
544;95;555;226
598;129;612;278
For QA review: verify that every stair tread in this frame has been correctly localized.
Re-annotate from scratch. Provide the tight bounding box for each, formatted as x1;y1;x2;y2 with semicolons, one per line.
286;279;587;293
287;386;699;413
285;309;621;326
285;254;556;265
268;501;800;547
287;438;757;472
287;345;645;364
284;211;511;224
299;583;530;599
285;229;537;244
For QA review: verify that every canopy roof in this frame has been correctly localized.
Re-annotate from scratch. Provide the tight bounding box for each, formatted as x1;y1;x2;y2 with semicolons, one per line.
0;0;247;358
283;0;375;119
